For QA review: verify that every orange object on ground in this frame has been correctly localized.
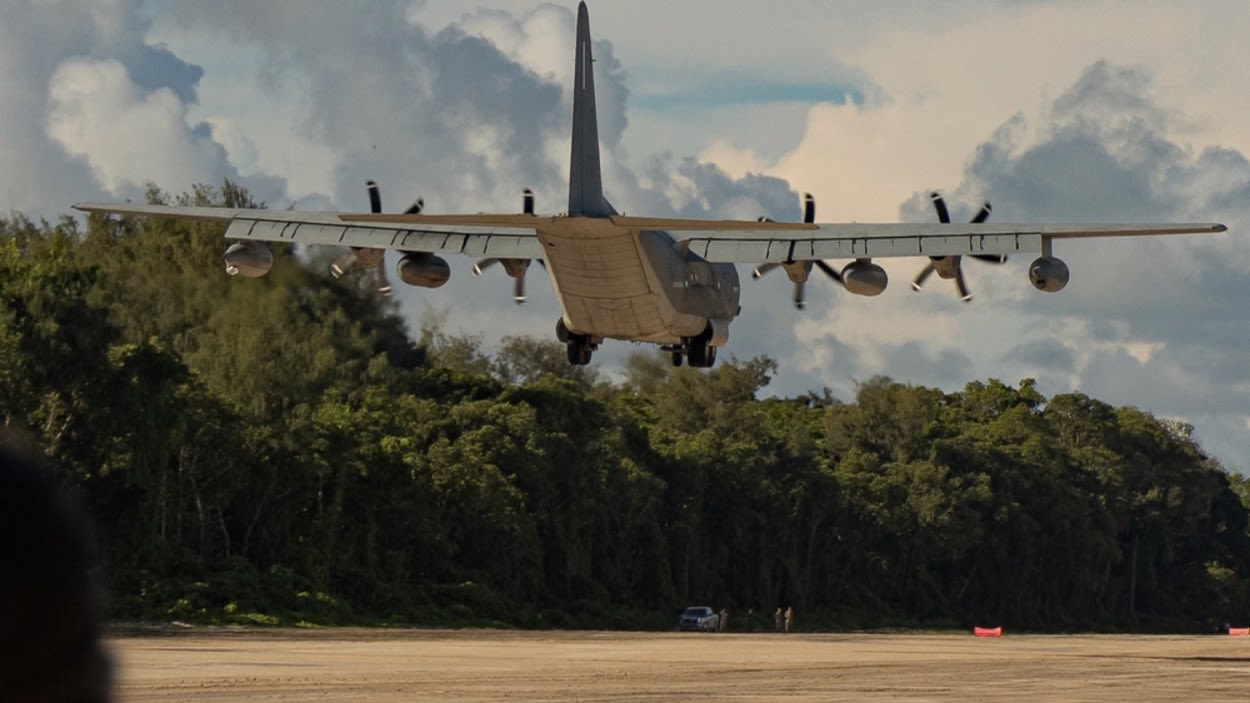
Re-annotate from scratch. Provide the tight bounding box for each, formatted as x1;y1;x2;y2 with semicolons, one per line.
1229;627;1249;636
973;626;1002;638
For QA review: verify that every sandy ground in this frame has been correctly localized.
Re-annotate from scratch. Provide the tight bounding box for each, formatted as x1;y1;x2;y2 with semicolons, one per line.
109;628;1250;702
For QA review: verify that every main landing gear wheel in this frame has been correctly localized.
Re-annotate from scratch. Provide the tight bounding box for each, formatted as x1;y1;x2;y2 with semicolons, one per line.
671;351;684;367
685;339;717;368
557;319;594;365
566;335;594;366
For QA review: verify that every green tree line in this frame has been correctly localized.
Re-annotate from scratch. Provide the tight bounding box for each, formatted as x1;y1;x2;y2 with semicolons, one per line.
2;182;1248;631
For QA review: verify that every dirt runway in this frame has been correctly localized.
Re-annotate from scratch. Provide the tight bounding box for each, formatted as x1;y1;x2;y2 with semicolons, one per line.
110;628;1250;701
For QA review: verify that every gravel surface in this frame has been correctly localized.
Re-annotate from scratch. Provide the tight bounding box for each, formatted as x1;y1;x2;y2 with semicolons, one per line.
110;628;1250;701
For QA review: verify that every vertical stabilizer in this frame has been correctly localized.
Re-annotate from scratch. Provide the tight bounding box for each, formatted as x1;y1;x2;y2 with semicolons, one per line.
568;2;616;217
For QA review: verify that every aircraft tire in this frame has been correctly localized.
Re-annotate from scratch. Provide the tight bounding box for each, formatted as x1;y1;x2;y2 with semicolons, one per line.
566;338;593;366
688;342;708;368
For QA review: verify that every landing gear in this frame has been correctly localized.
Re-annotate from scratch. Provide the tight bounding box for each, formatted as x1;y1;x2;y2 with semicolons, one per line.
560;318;595;365
671;351;684;367
566;335;594;365
562;317;595;362
683;336;717;369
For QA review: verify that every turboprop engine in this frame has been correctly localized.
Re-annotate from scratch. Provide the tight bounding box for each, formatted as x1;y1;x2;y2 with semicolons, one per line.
840;259;888;297
223;242;273;278
1028;256;1069;292
397;253;451;288
753;193;885;308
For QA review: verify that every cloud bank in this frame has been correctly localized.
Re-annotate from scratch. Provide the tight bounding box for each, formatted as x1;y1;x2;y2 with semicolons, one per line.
1;0;1246;471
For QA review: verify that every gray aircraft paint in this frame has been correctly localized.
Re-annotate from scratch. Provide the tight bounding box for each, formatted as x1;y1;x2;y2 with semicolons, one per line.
567;2;615;219
72;2;1227;366
538;2;738;348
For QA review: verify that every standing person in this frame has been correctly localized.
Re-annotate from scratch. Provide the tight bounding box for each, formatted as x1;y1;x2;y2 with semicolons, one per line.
774;607;784;632
719;608;728;632
784;606;794;633
0;441;112;702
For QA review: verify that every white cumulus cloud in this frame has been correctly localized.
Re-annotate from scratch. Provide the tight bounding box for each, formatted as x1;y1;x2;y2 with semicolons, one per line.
47;57;227;195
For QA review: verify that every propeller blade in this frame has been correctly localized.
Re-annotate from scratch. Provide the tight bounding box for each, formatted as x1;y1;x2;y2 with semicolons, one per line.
367;180;382;213
792;280;806;310
474;258;499;276
911;262;936;291
803;193;816;224
375;262;393;297
955;267;972;302
753;262;781;279
814;259;842;282
513;275;526;304
523;188;535;215
914;195;995;299
930;192;950;223
331;250;357;278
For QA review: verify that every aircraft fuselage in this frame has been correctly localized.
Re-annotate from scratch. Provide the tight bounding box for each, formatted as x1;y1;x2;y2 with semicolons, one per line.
536;218;739;346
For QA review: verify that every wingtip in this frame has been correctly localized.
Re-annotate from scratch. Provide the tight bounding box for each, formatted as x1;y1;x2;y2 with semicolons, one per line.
72;202;114;214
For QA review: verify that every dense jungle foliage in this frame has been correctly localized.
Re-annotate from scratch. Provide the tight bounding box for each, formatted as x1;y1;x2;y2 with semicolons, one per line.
2;183;1248;632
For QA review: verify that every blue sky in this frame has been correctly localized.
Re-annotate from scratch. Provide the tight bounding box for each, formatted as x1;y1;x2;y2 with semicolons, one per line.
2;0;1248;473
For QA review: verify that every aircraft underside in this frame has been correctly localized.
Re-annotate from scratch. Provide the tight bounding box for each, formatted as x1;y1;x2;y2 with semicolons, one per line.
538;220;739;367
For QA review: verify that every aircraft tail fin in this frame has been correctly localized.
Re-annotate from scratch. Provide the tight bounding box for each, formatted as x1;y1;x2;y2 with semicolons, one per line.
568;2;616;217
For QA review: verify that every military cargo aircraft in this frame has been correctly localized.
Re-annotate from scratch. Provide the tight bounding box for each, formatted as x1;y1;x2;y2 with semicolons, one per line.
75;2;1226;368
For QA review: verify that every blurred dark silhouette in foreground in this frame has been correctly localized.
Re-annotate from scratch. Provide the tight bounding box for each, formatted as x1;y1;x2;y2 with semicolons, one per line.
0;439;112;702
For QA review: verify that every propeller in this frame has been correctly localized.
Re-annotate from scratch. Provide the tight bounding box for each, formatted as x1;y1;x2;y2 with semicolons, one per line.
474;189;539;304
330;179;424;295
910;192;1006;302
367;178;424;216
751;193;840;309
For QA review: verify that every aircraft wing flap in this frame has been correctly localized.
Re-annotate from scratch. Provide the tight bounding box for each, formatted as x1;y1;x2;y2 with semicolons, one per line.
74;202;545;259
224;217;541;258
686;228;1045;263
681;222;1225;264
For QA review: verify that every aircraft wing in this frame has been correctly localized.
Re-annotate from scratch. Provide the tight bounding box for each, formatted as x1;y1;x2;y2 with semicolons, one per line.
638;219;1229;264
72;202;545;260
73;202;1226;264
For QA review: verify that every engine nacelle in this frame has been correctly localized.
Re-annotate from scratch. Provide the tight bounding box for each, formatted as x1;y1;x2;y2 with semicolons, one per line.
1028;256;1069;292
840;260;888;297
223;242;273;278
397;253;451;288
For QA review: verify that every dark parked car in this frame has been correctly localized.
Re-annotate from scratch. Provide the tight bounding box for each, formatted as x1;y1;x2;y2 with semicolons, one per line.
678;606;719;632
